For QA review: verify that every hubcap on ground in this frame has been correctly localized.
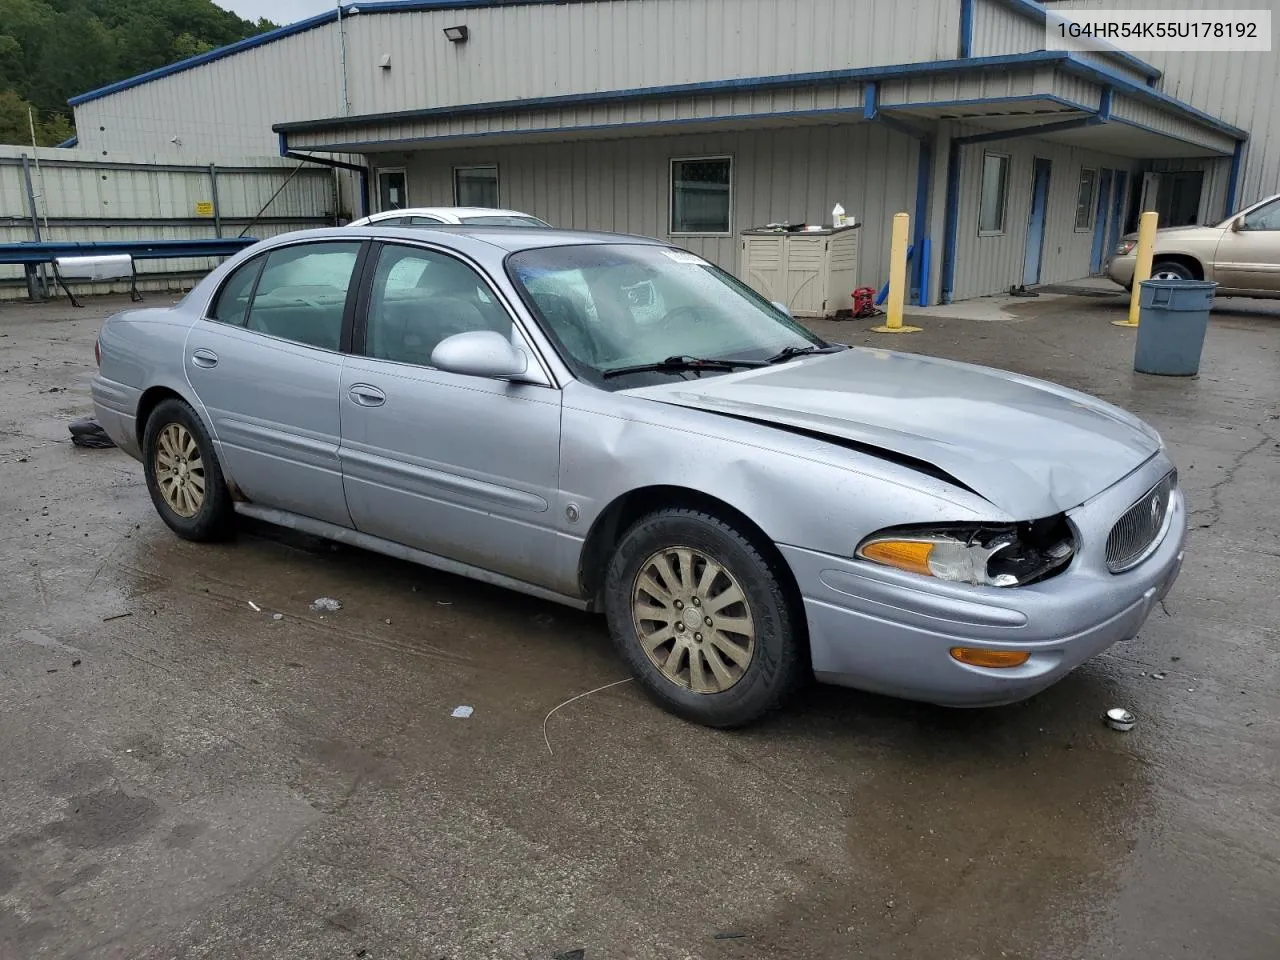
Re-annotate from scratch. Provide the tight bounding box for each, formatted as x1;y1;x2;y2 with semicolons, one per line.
154;423;205;519
631;546;756;694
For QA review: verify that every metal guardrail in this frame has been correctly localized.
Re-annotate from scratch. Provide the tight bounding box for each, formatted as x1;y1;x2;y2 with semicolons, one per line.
0;238;259;266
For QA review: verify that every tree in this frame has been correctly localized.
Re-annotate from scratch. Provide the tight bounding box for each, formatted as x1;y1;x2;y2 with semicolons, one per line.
0;0;278;145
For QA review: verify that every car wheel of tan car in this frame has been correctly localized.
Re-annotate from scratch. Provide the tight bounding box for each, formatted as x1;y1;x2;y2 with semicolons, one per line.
1150;260;1196;281
603;507;806;727
142;398;235;542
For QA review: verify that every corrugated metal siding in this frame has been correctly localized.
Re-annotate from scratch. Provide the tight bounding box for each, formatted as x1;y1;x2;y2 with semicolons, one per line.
344;0;958;115
971;0;1155;84
1057;0;1274;208
398;122;917;290
950;123;1138;299
1110;98;1236;155
0;145;332;298
73;0;957;159
72;23;345;158
288;84;868;151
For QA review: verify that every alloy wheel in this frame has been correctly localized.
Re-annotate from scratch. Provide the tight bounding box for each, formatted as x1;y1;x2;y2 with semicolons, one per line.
154;422;205;518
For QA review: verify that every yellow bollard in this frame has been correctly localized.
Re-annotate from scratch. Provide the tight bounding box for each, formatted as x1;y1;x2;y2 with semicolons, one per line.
1114;210;1159;328
872;212;921;334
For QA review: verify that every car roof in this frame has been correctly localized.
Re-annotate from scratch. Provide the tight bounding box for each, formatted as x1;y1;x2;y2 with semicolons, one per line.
262;224;669;255
364;206;545;222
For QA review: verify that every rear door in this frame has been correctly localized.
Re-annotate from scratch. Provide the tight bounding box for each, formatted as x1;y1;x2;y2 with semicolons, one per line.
338;241;564;587
1214;198;1280;291
185;239;367;526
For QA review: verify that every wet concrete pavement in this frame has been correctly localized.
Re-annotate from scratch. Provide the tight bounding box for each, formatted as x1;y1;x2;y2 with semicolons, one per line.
2;289;1278;959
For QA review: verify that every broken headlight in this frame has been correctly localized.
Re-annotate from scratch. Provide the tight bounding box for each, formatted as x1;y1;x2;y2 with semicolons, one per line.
856;517;1075;588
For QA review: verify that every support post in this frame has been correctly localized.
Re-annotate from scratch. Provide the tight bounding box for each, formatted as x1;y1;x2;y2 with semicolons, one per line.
872;213;922;334
1115;211;1159;328
20;154;48;298
209;163;223;238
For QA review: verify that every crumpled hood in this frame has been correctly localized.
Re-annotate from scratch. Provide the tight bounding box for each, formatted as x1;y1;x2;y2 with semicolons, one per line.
628;347;1161;518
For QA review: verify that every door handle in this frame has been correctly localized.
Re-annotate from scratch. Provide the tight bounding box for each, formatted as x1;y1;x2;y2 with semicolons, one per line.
191;349;218;368
348;384;386;407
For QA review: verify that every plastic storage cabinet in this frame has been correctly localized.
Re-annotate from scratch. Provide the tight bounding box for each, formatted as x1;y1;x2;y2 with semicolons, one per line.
738;225;860;318
1134;279;1217;376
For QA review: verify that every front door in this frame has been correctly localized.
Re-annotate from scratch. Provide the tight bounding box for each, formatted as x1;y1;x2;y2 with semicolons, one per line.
1023;158;1052;286
1090;169;1115;273
1213;196;1280;291
185;240;365;527
377;168;408;212
339;242;564;586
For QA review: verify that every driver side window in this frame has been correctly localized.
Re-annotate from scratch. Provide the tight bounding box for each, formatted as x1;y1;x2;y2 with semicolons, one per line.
1244;200;1280;231
364;244;511;367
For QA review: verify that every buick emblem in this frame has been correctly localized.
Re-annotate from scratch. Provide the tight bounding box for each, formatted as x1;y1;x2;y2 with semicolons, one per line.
1149;495;1162;522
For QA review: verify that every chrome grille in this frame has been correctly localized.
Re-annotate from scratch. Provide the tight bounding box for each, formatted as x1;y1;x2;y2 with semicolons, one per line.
1106;471;1177;573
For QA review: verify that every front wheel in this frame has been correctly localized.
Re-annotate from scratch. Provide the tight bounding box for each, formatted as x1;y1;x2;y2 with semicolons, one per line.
142;398;234;542
1150;260;1197;281
603;508;806;727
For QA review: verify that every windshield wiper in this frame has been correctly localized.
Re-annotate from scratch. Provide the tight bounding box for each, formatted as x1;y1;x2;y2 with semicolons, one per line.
601;355;767;380
766;344;847;364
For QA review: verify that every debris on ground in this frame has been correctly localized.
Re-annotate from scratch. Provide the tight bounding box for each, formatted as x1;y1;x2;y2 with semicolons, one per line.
1152;672;1167;680
68;417;116;448
272;613;283;621
310;597;342;613
553;951;586;960
102;612;132;622
71;659;81;668
1104;707;1136;732
451;705;474;718
247;600;261;612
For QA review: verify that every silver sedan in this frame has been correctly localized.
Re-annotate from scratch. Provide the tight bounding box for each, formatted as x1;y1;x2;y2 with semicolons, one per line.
91;225;1186;727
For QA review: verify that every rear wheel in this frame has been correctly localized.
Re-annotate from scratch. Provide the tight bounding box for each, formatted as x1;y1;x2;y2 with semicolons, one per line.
603;508;805;727
142;398;234;541
1150;260;1197;281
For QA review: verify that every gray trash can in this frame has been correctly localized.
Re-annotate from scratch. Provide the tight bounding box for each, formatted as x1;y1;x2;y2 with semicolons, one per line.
1134;279;1217;376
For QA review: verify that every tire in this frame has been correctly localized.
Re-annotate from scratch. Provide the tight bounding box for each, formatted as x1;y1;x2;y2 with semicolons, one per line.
142;398;234;542
603;507;806;728
1150;260;1196;281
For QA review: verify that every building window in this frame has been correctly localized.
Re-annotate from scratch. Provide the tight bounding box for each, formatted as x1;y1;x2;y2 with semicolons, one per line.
670;156;732;235
978;152;1009;235
1075;168;1099;231
377;168;407;212
454;165;499;207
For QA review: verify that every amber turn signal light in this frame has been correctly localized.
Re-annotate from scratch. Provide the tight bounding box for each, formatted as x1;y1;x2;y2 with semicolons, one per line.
859;539;934;577
949;647;1030;668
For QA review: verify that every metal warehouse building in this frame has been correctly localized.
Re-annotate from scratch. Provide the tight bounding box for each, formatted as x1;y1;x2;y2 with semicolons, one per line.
65;0;1272;305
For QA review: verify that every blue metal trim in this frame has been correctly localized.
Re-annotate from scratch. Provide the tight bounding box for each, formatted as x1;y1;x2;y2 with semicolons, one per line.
67;1;572;107
55;135;78;148
1061;55;1248;140
1098;86;1114;121
1226;140;1244;216
984;0;1161;80
912;138;933;305
1089;168;1113;273
864;82;879;121
952;114;1104;147
959;0;975;57
274;51;1072;134
883;93;1090;114
0;238;257;266
278;131;288;157
941;139;962;304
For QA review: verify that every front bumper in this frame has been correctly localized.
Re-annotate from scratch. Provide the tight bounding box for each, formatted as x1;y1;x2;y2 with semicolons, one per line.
783;454;1186;707
1105;254;1137;289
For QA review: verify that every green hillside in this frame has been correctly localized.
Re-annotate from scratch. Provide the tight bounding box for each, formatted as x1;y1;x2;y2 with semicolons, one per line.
0;0;276;145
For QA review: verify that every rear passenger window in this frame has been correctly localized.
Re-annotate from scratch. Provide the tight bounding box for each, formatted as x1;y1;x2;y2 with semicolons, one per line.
210;257;264;327
246;242;361;351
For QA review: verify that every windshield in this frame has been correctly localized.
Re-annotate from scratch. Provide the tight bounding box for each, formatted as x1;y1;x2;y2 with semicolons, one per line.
507;243;826;386
462;215;549;226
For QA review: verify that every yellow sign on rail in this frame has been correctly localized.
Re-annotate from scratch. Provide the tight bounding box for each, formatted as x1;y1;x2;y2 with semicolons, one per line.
872;212;921;334
195;201;214;217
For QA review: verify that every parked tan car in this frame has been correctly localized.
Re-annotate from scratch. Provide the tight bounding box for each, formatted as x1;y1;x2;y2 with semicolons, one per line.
1106;193;1280;298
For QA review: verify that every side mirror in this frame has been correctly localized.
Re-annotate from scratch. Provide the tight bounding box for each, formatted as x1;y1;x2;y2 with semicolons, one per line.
771;300;792;318
431;330;528;379
1232;216;1246;232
